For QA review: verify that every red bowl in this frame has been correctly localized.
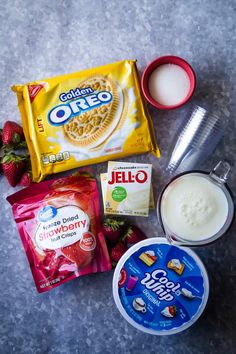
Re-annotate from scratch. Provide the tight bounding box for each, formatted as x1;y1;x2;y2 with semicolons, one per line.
141;55;196;110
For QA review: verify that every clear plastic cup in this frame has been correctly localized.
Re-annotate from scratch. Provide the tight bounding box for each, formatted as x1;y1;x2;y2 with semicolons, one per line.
166;105;228;174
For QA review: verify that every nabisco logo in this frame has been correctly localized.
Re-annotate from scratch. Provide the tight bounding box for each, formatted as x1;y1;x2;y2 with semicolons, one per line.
28;83;47;102
108;170;148;185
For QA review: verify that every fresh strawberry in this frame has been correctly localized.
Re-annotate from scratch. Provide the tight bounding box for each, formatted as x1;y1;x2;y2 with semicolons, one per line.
0;128;2;148
110;242;127;266
2;121;24;145
18;170;32;187
169;306;177;317
122;225;147;248
102;217;126;244
2;154;26;186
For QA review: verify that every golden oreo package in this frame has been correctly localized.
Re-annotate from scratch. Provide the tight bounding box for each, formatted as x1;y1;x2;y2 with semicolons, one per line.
12;60;160;182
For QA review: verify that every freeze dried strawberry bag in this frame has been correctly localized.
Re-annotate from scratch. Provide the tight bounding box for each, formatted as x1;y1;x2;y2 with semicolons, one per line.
7;172;111;293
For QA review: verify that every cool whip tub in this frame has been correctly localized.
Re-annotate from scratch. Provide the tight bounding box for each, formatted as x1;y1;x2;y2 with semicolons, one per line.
113;238;209;335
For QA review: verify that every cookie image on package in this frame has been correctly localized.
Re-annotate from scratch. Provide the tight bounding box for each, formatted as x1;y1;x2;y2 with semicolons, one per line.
63;75;126;148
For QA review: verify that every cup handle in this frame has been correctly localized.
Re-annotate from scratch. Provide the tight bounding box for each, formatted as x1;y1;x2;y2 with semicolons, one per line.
166;233;186;247
210;160;231;184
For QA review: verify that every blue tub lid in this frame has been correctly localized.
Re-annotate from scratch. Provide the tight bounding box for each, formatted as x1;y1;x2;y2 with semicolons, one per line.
113;238;209;335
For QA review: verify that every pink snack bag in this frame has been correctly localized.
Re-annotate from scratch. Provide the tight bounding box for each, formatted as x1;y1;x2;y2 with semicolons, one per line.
7;172;111;293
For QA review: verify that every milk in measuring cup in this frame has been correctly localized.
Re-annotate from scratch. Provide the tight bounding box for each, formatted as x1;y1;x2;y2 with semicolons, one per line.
161;174;229;241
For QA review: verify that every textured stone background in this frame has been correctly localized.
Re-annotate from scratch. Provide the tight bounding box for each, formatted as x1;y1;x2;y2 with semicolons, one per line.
0;0;236;353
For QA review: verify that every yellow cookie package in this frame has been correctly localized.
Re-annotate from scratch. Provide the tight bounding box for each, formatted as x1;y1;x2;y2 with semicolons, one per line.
12;60;160;182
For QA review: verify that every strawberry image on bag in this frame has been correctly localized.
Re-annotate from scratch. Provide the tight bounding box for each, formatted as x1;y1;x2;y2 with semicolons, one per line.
7;172;111;293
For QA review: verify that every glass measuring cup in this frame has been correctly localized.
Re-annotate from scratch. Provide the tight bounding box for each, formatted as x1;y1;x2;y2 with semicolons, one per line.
158;161;234;246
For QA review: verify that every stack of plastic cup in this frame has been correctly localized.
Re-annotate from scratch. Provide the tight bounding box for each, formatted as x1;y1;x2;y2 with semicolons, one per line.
166;105;227;174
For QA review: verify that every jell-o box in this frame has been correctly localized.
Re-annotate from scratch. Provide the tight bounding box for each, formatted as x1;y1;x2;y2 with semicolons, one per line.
100;172;155;210
104;161;152;217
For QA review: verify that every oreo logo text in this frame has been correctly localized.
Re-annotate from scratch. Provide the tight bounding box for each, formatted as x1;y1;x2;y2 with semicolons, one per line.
48;91;112;126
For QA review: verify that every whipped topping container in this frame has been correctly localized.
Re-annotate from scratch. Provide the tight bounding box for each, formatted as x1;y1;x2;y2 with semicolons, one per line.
113;238;209;335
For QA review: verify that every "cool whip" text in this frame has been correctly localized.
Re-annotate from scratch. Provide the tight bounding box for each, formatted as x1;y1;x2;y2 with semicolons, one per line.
141;269;180;301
